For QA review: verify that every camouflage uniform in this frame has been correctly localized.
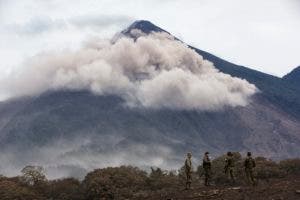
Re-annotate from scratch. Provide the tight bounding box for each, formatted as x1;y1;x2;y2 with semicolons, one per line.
244;153;256;185
224;153;235;183
185;153;192;189
202;152;211;186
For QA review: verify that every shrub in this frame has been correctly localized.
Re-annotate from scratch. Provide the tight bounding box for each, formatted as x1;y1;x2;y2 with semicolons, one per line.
82;166;148;199
147;167;179;190
0;178;45;200
254;157;285;180
279;158;300;175
46;178;84;200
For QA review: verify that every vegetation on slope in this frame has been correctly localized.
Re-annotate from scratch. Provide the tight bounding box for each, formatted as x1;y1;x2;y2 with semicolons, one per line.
1;154;299;200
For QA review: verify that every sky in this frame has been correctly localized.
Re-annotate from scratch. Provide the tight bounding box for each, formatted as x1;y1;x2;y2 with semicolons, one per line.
0;0;299;80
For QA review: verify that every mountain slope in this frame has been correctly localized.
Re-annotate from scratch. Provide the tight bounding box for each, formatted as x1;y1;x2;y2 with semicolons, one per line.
0;20;299;178
1;90;299;178
283;66;300;86
193;48;300;119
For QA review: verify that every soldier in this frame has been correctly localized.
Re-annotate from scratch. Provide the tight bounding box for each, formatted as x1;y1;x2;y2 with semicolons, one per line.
244;152;256;185
202;152;211;186
184;152;192;190
224;151;235;183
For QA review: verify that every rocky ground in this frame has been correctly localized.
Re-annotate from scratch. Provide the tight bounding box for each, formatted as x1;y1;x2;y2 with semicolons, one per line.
132;175;300;200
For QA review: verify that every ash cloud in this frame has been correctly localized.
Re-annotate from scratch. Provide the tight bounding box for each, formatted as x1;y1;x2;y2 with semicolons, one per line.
1;30;256;110
0;135;184;179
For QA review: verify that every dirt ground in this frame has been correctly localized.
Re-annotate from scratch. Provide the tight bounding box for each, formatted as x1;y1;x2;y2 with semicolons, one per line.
132;175;300;200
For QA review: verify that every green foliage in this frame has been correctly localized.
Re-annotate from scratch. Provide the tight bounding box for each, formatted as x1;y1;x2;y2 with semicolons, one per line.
82;166;148;199
279;158;300;175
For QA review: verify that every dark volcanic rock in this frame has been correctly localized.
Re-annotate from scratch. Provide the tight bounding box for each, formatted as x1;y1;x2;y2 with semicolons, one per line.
122;20;170;36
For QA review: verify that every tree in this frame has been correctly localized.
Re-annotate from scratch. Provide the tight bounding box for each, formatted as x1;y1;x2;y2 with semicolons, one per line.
21;165;47;186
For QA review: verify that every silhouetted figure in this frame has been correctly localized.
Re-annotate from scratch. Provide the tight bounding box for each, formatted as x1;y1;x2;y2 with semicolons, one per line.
184;152;192;190
202;152;211;186
224;152;235;184
244;152;256;185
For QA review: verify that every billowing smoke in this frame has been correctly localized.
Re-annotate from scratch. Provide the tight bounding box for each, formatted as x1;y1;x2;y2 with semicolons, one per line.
1;30;256;110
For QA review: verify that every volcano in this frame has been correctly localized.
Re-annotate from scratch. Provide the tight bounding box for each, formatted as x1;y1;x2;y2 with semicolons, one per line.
0;20;299;178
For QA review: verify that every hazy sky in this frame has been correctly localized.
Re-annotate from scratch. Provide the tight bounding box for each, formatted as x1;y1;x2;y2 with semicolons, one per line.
0;0;299;78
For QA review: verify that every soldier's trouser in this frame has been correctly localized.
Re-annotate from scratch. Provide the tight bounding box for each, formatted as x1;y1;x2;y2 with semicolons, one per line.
245;168;255;185
185;170;192;188
226;168;235;182
204;168;211;186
